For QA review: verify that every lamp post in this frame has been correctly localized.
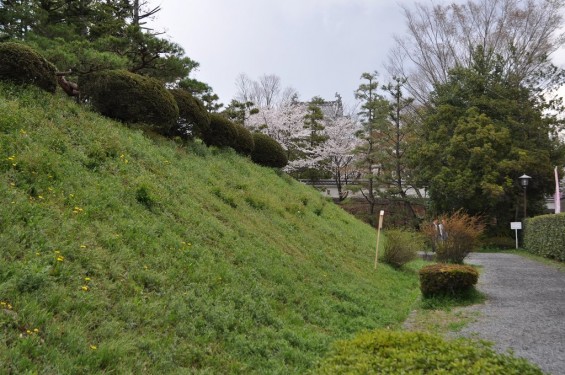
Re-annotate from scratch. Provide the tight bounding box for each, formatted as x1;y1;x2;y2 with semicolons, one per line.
519;174;532;218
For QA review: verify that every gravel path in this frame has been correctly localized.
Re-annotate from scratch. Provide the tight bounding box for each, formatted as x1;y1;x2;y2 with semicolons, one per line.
454;253;565;375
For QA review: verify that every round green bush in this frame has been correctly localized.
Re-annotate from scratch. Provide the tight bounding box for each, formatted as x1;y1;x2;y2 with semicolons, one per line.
314;329;543;374
250;132;288;168
80;70;178;134
168;88;210;139
419;263;479;297
232;123;255;156
202;113;238;149
0;42;57;93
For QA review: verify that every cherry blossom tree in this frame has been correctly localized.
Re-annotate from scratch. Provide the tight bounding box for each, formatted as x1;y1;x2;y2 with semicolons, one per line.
319;115;361;200
246;101;309;170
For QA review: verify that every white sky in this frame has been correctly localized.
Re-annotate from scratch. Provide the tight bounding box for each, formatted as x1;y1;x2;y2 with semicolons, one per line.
148;0;565;109
147;0;416;108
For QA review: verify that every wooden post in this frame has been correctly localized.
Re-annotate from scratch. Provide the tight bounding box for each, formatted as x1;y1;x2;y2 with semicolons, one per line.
374;210;385;269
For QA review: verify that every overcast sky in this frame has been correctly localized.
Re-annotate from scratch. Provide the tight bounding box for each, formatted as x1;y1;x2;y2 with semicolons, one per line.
147;0;417;108
148;0;565;109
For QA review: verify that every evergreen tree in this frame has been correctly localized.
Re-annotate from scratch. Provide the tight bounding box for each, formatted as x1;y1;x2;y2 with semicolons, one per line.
411;47;564;232
354;71;390;218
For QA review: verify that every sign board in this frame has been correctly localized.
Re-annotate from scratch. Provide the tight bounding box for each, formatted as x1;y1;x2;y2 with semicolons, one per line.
510;222;522;249
510;222;522;230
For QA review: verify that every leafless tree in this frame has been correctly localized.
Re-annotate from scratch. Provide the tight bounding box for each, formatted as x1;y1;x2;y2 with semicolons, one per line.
235;73;297;108
387;0;565;103
234;73;255;103
258;74;281;108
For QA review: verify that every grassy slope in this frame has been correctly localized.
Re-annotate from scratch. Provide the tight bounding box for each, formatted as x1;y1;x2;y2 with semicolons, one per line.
0;83;420;374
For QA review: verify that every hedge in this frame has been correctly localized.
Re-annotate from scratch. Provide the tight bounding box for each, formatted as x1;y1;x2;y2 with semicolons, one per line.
202;113;238;149
524;213;565;261
168;88;210;140
0;42;57;93
250;132;288;168
419;263;479;297
80;69;178;134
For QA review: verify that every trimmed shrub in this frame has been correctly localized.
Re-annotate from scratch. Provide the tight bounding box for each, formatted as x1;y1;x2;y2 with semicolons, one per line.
381;229;422;268
168;88;210;139
202;113;238;149
422;211;484;264
79;69;178;134
524;213;565;261
250;132;288;168
314;329;543;374
419;263;479;297
0;42;57;93
232;123;255;156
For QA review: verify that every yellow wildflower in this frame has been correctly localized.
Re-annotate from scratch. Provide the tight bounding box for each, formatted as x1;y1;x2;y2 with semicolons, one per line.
57;256;64;262
80;245;87;248
90;345;97;350
81;285;89;291
84;277;91;281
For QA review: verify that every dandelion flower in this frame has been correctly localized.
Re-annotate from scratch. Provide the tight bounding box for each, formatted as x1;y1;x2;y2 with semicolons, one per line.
80;245;87;248
81;286;89;291
57;256;64;262
84;277;91;281
90;345;97;350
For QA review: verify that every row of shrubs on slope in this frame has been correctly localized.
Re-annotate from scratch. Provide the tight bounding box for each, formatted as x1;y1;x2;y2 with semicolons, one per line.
0;42;287;169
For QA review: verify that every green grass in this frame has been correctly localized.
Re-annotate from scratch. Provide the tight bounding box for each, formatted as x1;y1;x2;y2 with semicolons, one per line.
419;287;486;310
0;83;421;374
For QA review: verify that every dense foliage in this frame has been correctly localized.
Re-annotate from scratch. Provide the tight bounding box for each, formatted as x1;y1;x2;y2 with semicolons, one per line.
168;88;210;140
251;132;288;168
419;264;479;297
411;49;564;233
0;0;211;97
524;213;565;261
0;41;57;92
314;329;543;374
202;113;238;149
80;69;178;133
232;123;255;156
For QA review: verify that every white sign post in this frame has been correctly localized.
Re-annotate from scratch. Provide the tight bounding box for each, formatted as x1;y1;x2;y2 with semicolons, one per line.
374;210;385;269
510;222;522;249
